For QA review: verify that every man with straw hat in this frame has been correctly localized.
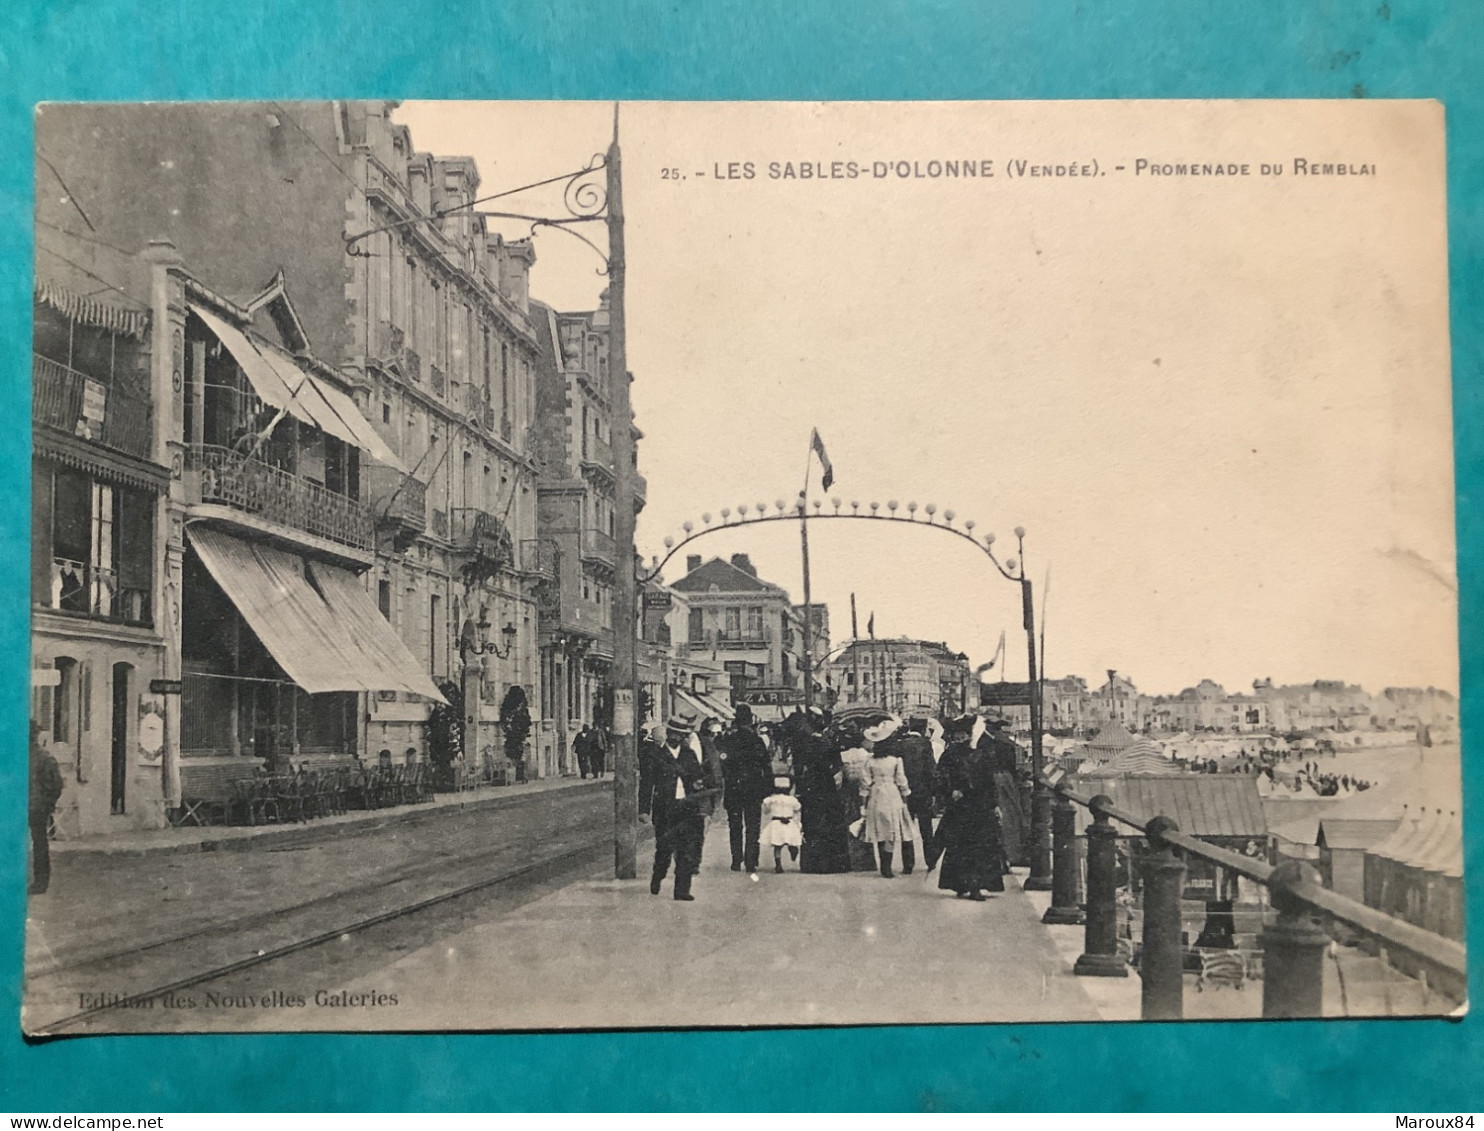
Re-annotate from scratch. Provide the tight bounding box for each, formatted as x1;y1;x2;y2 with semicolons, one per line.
638;715;721;901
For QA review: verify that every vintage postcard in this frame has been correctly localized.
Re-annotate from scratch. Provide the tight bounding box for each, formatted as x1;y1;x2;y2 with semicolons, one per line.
23;99;1460;1034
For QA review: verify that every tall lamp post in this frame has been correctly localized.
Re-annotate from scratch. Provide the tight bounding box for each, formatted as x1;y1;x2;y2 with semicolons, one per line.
458;614;519;780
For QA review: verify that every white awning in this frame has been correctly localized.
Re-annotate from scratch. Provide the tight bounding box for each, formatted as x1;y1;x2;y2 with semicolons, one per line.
191;303;406;473
188;526;445;702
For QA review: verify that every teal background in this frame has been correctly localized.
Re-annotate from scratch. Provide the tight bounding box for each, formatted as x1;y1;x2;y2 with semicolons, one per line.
1;0;1481;1112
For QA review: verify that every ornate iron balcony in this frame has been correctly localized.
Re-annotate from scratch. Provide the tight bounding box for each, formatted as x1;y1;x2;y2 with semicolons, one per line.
188;444;373;551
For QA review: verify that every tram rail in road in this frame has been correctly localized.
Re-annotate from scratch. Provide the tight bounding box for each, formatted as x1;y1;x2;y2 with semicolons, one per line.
28;833;621;1036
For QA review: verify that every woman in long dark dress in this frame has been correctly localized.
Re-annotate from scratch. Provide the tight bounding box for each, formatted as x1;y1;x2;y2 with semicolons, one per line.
796;733;851;874
936;720;1007;900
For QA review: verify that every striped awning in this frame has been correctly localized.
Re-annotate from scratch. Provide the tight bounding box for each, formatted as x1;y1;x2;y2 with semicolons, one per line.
191;304;405;472
188;526;444;701
36;277;149;339
672;688;722;725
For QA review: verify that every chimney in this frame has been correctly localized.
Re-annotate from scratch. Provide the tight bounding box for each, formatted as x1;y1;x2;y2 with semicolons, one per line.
730;553;757;576
486;234;536;313
686;555;702;574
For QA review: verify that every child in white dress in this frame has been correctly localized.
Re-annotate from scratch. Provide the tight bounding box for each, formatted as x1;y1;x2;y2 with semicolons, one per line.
758;776;803;873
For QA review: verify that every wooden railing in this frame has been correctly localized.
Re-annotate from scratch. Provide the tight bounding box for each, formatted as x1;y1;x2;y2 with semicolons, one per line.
189;444;373;551
1044;776;1467;1018
33;354;153;460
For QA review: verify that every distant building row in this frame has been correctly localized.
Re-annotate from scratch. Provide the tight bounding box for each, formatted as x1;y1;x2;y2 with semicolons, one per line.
1032;671;1458;737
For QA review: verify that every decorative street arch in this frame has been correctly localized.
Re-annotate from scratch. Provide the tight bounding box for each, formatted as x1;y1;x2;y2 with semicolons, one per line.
638;494;1054;891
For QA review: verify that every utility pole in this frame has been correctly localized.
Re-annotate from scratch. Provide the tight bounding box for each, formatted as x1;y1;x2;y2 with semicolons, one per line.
607;107;639;880
799;496;814;710
1023;575;1053;890
850;593;861;705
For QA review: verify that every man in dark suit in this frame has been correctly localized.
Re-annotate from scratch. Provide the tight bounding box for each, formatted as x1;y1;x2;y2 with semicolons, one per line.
720;704;772;874
29;721;63;895
895;719;942;872
638;716;720;901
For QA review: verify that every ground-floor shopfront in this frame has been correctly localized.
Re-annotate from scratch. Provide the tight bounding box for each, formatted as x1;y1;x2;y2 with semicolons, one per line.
32;616;170;837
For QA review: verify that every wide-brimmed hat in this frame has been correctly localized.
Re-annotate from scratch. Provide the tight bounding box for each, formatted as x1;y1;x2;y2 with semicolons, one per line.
772;775;792;790
863;717;901;744
943;714;977;740
665;715;695;735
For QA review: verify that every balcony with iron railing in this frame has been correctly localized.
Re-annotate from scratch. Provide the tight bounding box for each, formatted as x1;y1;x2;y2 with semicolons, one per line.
518;538;558;578
39;557;152;627
580;432;614;474
33;354;153;461
581;526;617;567
450;507;514;569
187;445;374;552
366;462;428;546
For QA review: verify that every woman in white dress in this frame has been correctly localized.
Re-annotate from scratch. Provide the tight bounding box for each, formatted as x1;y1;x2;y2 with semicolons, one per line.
858;719;916;877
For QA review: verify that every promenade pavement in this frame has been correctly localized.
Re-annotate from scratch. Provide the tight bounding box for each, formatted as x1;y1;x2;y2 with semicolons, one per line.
335;815;1106;1030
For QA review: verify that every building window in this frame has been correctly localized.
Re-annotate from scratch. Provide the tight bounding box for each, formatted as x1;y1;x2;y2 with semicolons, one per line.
37;465;154;626
725;607;741;639
377;579;392;621
429;593;443;677
500;342;509;415
745;606;763;639
688;608;705;644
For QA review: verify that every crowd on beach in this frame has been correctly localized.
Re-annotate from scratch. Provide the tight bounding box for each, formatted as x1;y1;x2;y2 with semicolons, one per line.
636;704;1029;903
1186;750;1374;794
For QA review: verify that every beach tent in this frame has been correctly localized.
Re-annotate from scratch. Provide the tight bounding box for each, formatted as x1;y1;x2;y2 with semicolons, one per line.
1364;807;1464;942
1103;739;1171;775
1085;721;1139;761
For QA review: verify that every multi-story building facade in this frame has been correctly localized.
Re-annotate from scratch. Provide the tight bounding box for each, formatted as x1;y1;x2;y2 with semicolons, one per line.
829;637;972;718
529;292;647;773
1088;670;1152;732
1042;675;1090;734
31;216;442;832
668;554;827;716
34;100;568;811
31;233;172;835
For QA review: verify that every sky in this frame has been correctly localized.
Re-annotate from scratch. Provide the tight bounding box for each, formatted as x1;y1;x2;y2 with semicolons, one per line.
397;100;1457;697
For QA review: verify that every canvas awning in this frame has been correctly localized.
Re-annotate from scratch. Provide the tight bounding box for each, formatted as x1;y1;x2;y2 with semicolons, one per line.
307;561;447;702
188;526;445;701
191;303;405;472
673;688;729;725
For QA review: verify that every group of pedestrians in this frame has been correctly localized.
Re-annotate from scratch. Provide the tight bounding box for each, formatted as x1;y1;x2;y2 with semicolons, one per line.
636;703;1021;904
572;724;609;780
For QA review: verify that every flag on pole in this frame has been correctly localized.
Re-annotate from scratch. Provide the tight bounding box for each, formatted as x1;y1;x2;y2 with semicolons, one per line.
810;428;834;491
867;612;875;638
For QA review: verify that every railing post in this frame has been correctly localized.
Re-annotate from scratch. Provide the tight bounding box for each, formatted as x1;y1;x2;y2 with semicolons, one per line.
1024;781;1054;891
1260;859;1331;1019
1073;796;1127;977
1043;790;1084;925
1138;815;1187;1020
